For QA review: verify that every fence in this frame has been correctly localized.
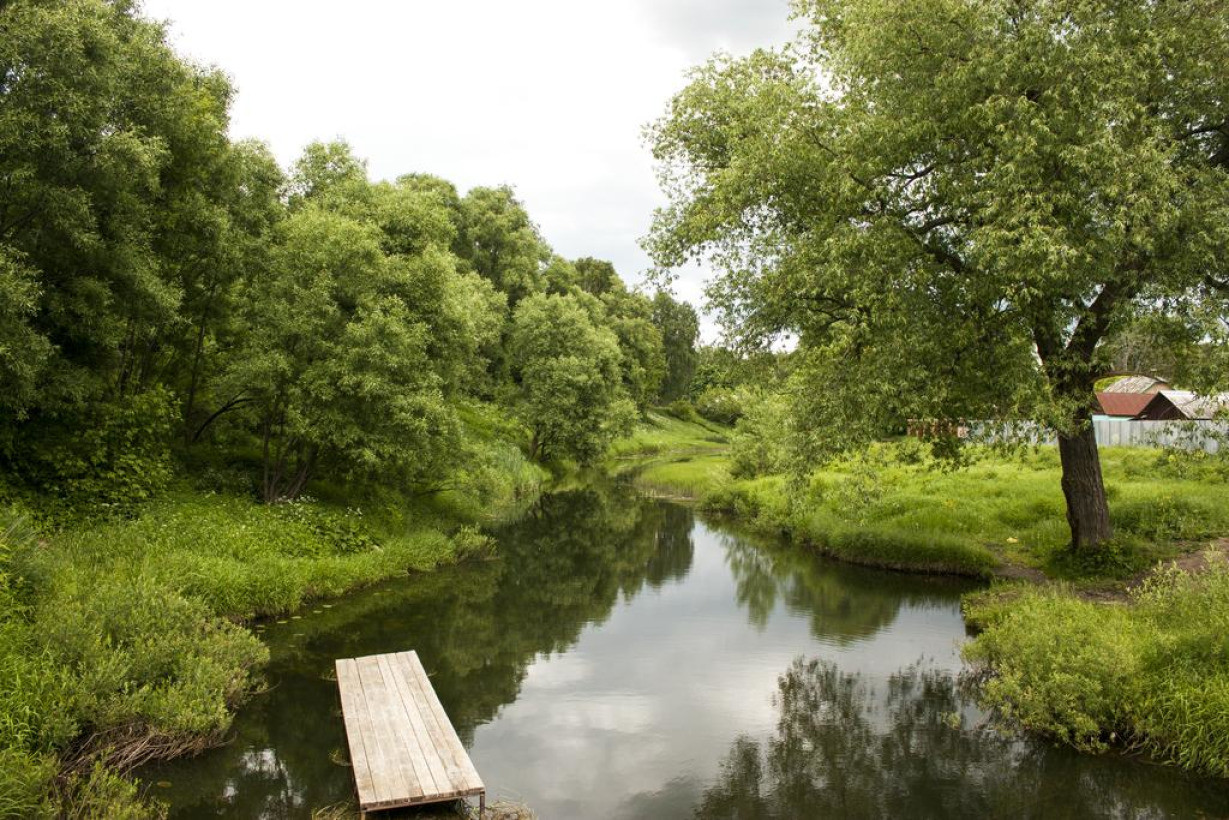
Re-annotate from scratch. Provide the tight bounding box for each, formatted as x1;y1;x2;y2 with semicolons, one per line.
967;419;1228;455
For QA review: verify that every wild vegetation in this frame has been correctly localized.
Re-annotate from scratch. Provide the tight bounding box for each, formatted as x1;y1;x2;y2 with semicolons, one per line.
647;0;1229;553
2;0;1229;813
965;560;1229;777
0;1;700;814
629;437;1229;578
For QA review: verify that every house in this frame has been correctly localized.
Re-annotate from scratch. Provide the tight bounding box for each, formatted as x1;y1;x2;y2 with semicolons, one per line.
1095;392;1153;420
1102;375;1171;394
1136;390;1229;421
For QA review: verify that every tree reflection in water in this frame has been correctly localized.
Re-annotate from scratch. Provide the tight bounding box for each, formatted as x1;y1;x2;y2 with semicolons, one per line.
722;532;963;645
697;657;1224;819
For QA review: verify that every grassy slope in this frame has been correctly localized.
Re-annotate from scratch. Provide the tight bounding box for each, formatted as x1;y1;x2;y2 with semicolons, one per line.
627;434;1229;777
628;442;1229;579
0;410;545;817
607;409;730;460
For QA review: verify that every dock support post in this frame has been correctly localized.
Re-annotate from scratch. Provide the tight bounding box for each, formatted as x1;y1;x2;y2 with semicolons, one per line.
479;792;486;817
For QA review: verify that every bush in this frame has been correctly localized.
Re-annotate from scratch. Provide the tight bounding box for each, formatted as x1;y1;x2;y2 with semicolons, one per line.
729;392;790;478
663;399;702;425
0;389;176;516
694;387;745;426
965;560;1229;775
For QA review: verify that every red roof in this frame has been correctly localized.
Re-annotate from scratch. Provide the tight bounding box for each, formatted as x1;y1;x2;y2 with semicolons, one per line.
1096;392;1152;417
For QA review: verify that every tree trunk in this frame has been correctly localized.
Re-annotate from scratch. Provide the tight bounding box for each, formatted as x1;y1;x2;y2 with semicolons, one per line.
1056;422;1113;550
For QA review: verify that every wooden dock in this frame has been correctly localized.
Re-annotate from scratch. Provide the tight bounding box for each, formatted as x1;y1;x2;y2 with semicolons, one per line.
335;650;486;815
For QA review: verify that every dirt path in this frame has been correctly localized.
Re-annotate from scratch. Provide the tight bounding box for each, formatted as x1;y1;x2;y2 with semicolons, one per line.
989;538;1229;605
1085;538;1228;604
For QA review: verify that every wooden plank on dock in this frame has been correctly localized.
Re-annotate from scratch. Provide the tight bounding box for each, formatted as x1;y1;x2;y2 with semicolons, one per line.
335;651;486;813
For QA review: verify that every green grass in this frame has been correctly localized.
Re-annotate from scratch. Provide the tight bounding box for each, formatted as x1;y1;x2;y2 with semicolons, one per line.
634;454;734;499
607;410;730;460
628;442;1229;579
0;413;544;818
964;557;1229;776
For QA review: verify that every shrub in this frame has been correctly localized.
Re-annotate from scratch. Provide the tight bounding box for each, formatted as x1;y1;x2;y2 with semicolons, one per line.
0;389;176;515
663;399;702;424
694;387;744;426
729;392;790;478
965;560;1229;775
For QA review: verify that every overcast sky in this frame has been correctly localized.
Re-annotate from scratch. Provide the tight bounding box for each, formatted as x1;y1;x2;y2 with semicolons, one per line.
140;0;798;340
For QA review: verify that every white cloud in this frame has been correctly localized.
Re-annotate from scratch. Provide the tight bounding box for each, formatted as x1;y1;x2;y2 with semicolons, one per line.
141;0;797;342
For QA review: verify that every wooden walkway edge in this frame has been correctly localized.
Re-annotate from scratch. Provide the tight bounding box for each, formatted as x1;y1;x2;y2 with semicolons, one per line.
336;650;486;815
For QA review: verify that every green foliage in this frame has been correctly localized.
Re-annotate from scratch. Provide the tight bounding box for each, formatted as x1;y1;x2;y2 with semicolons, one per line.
663;400;702;424
0;249;51;420
650;291;699;402
510;293;635;464
648;0;1229;549
729;391;791;478
229;206;461;501
457;186;550;306
0;0;273;422
1;389;175;514
965;560;1229;775
53;761;160;820
694;387;745;426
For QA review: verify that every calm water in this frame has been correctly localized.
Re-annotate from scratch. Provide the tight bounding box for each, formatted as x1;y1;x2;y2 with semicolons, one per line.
142;483;1229;818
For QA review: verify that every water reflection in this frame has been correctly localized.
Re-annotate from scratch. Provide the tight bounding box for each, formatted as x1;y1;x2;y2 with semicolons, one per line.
140;484;1229;818
697;658;1228;819
722;532;960;645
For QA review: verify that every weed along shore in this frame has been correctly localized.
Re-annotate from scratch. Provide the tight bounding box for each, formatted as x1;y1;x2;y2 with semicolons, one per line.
4;0;1229;815
623;430;1229;779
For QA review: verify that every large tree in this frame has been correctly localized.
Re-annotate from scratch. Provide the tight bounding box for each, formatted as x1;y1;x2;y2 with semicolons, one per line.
509;293;634;463
648;0;1229;550
230;207;456;502
0;0;260;419
651;291;700;402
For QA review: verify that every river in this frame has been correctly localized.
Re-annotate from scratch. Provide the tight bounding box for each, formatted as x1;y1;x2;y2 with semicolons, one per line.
141;481;1229;817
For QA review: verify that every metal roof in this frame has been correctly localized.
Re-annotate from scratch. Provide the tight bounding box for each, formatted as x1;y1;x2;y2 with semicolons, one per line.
1096;392;1153;418
1102;375;1170;393
1155;390;1229;420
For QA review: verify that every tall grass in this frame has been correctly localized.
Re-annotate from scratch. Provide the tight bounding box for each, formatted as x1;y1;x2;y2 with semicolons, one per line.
630;442;1229;578
964;558;1229;776
0;408;546;816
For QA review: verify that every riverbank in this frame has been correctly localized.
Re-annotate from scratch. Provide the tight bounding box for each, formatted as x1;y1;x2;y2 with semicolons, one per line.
624;437;1229;778
0;411;711;816
963;558;1229;778
0;443;544;817
626;442;1229;581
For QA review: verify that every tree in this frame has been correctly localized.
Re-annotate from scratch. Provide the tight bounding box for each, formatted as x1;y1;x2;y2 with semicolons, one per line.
571;257;668;411
650;291;700;402
648;0;1229;550
457;186;549;306
0;0;250;418
574;257;621;296
230;207;454;502
604;295;666;412
509;293;634;463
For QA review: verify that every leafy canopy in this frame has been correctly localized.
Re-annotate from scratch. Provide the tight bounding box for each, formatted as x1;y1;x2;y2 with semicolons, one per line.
649;0;1229;451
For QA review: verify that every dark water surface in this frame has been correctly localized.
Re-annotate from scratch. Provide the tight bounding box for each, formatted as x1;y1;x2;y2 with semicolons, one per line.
142;484;1229;818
